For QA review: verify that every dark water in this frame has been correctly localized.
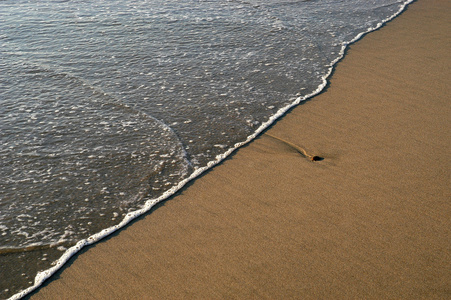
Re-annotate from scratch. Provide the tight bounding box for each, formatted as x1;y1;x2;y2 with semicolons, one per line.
0;0;413;298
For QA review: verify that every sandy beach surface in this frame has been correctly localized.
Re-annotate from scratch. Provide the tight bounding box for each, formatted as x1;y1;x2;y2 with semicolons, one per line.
27;0;450;299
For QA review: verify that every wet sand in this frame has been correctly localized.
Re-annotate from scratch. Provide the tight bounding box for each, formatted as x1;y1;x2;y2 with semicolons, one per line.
28;0;450;299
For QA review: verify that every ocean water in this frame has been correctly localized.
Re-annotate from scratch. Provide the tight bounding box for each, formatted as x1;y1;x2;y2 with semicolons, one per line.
1;0;412;298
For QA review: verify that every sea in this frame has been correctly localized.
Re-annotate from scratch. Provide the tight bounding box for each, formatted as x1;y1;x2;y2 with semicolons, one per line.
1;0;412;298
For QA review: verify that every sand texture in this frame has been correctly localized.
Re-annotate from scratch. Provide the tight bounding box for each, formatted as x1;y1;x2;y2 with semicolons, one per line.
27;0;450;299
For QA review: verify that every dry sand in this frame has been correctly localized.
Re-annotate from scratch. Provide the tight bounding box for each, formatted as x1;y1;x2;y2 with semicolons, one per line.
28;0;450;299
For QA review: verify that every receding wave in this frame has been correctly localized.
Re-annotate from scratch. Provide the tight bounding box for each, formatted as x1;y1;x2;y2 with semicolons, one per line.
1;61;191;251
1;0;414;299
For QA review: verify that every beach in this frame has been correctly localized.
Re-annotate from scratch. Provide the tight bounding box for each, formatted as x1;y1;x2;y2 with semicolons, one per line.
27;0;450;299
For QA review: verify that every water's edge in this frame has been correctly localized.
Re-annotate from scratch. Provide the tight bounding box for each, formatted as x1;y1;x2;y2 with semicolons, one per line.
9;1;413;299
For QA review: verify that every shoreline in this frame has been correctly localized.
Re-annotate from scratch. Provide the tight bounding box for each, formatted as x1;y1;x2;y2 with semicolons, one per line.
27;0;450;299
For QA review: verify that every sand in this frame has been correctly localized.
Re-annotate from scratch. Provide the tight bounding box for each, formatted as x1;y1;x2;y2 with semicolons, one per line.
27;0;450;299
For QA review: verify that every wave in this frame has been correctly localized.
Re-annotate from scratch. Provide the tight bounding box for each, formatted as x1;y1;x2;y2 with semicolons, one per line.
7;0;414;299
1;61;192;250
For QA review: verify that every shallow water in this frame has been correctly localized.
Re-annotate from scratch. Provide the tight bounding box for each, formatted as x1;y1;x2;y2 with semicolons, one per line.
1;0;412;298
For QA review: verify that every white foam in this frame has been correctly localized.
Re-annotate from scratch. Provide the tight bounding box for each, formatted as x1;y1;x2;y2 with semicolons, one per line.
8;1;414;299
